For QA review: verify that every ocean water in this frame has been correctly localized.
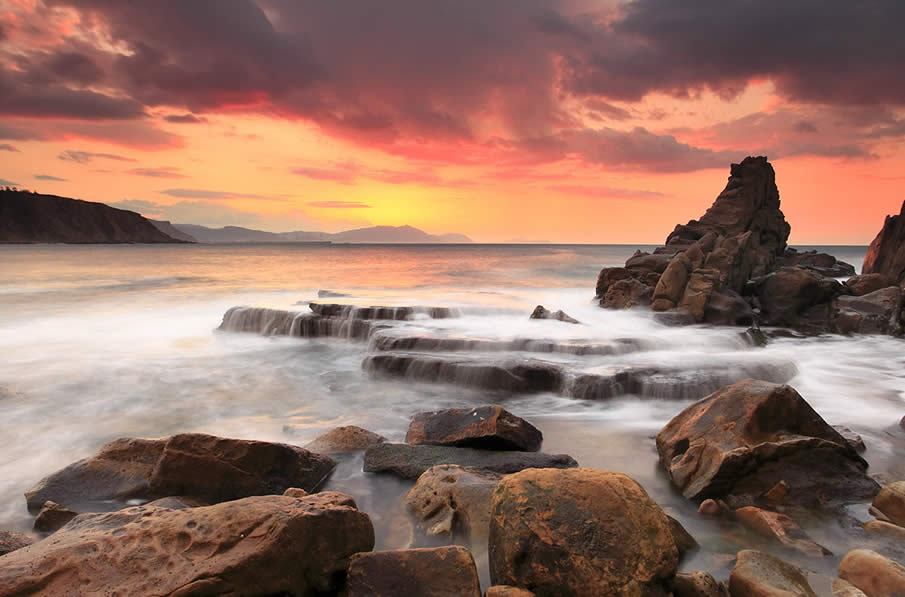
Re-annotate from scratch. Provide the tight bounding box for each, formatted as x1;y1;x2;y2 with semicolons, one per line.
1;243;902;584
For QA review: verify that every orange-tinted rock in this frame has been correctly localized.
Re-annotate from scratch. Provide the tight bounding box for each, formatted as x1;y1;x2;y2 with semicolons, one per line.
0;492;374;597
405;464;501;545
346;546;481;597
862;200;905;285
672;571;728;597
872;481;905;528
33;501;78;534
838;549;905;597
729;550;817;597
654;253;692;304
863;520;905;541
485;587;536;597
489;468;678;596
668;515;699;558
734;506;830;556
283;487;309;498
304;425;387;454
656;379;877;508
833;578;869;597
144;495;208;509
406;405;542;452
846;274;897;297
698;499;722;516
0;531;34;557
763;480;790;504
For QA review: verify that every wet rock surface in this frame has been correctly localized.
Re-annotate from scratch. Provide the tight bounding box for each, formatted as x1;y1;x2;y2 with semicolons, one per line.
656;379;878;507
219;306;382;340
733;506;831;557
346;546;482;597
489;468;678;597
406;405;543;452
304;425;387;454
310;302;460;320
25;433;336;513
729;550;817;597
363;443;577;480
0;492;375;597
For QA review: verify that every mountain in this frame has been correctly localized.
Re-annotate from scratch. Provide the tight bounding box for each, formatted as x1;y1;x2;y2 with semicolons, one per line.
150;220;197;243
173;223;472;244
0;190;187;244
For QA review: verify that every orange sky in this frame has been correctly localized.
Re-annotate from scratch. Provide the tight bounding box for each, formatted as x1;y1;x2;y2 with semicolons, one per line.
1;1;903;243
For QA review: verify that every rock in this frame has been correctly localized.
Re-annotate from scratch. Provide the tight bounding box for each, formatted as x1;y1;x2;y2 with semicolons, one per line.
219;306;380;340
405;465;501;544
679;269;720;322
304;425;387;454
872;481;905;527
0;492;374;596
25;433;336;513
672;571;728;597
699;499;722;516
144;495;208;509
833;578;869;597
486;587;536;597
530;305;579;324
833;286;903;335
838;549;905;597
489;468;678;596
600;276;654;309
656;379;878;507
283;487;309;498
346;546;481;597
763;480;790;504
750;266;844;328
863;200;905;285
406;405;543;452
33;501;78;534
668;515;699;558
742;326;769;347
654;253;692;304
833;426;867;453
0;531;34;557
729;550;817;597
780;248;857;278
864;520;905;541
704;289;755;326
846;274;897;297
364;443;577;480
626;250;674;273
596;267;634;298
734;506;831;556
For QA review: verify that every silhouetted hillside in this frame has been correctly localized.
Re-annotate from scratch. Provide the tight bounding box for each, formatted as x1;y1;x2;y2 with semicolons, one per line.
174;223;472;244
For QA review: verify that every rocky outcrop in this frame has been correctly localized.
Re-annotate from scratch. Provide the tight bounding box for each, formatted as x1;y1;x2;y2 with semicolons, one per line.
304;425;387;454
405;405;543;452
25;433;335;513
863;200;905;285
0;492;374;597
0;531;34;557
363;443;577;480
838;550;905;597
404;465;501;544
779;248;856;277
729;550;817;597
488;468;679;597
833;287;903;335
748;266;844;328
0;190;187;244
529;305;579;324
346;546;482;597
656;379;878;508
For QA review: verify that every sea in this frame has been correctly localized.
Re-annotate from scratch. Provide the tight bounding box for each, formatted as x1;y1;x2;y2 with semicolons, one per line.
1;243;902;584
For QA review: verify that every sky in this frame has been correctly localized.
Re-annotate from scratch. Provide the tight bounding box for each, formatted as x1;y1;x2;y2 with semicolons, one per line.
1;0;903;243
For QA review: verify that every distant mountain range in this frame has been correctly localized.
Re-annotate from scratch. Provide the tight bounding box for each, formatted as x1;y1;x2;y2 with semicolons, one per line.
167;223;472;244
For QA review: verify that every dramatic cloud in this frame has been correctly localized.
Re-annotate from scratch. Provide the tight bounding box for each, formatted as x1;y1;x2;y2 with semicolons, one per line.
35;174;67;181
160;188;287;201
308;201;371;209
0;144;18;152
163;114;207;124
58;150;137;163
129;167;186;178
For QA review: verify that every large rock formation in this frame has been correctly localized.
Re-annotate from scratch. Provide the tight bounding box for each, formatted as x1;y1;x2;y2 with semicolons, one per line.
0;190;187;244
0;492;374;597
863;200;905;285
405;405;543;452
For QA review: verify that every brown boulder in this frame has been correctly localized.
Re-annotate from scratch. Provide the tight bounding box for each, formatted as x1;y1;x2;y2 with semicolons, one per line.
144;495;209;509
862;200;905;285
486;587;536;597
839;549;905;597
33;501;78;534
405;464;501;545
601;276;654;309
832;286;903;335
672;571;728;597
872;481;905;528
833;578;869;597
530;305;580;324
679;269;719;322
703;289;755;326
0;531;34;557
25;433;335;513
489;468;678;596
654;253;692;304
304;425;387;454
846;273;897;297
733;506;830;556
656;379;877;507
780;249;856;278
596;267;634;297
751;266;843;328
729;550;817;597
346;546;481;597
0;492;374;597
406;405;542;452
863;520;905;541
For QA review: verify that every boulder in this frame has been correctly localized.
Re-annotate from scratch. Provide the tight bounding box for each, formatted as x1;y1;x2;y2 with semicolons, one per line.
872;481;905;528
780;248;857;278
283;487;309;498
863;200;905;285
833;286;903;335
653;253;692;304
672;571;728;597
304;425;387;454
750;266;843;328
404;465;501;544
626;251;674;273
489;468;678;596
600;276;654;309
729;550;817;597
863;520;905;541
33;501;78;534
656;379;878;507
679;269;720;322
405;405;543;452
838;549;905;597
364;443;577;480
0;492;374;597
733;506;831;556
25;433;336;513
846;273;897;297
0;531;34;557
703;289;755;326
596;267;634;298
668;515;699;558
530;305;579;324
486;587;536;597
346;546;481;597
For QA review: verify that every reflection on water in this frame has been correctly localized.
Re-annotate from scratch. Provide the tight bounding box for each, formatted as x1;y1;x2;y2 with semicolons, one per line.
1;242;901;583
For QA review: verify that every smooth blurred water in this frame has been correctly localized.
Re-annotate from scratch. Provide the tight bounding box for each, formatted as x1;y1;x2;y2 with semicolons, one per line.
0;243;901;583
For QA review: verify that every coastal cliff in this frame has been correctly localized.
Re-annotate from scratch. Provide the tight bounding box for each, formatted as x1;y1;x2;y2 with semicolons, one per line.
0;190;187;244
